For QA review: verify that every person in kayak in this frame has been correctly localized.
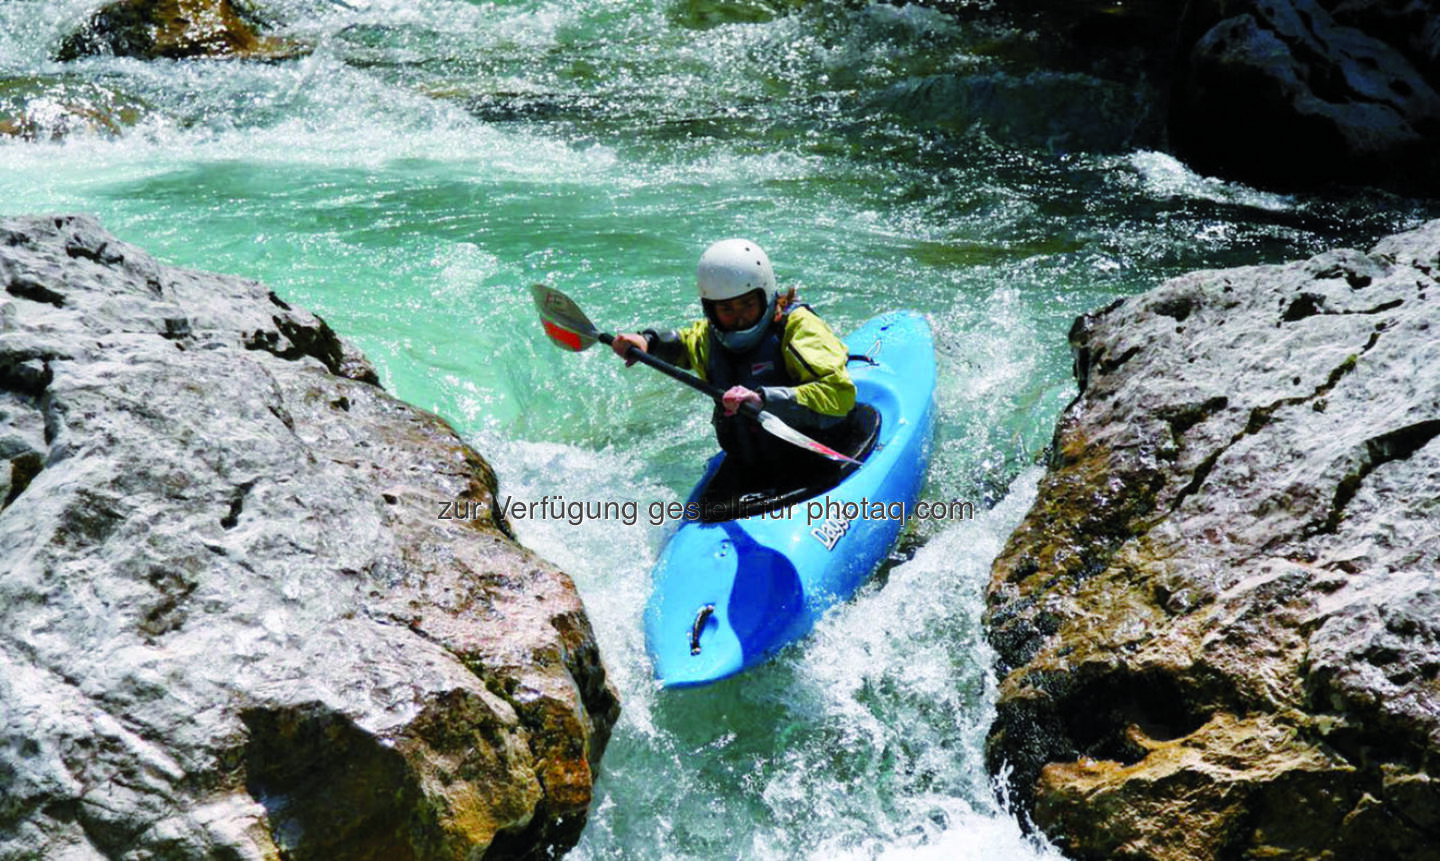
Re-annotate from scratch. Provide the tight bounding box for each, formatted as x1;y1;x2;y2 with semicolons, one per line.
611;239;858;477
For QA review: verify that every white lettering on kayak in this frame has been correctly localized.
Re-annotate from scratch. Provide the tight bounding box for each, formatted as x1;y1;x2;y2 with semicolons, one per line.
810;516;851;551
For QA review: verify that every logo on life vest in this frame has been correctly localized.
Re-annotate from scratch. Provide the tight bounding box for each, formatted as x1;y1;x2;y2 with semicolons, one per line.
750;360;774;375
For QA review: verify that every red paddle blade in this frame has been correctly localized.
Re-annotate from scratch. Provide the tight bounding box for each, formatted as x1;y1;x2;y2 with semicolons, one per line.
531;284;599;352
542;318;588;351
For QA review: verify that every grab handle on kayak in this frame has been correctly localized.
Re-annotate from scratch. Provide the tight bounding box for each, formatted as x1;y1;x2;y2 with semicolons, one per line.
690;604;716;655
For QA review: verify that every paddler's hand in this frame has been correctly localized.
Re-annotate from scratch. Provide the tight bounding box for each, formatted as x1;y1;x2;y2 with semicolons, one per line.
722;386;762;416
610;333;648;367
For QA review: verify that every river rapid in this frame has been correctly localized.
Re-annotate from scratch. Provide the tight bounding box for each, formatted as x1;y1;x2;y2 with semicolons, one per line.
2;0;1435;857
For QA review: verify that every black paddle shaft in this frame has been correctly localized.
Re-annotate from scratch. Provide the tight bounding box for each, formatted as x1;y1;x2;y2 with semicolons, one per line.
532;282;855;463
600;333;764;420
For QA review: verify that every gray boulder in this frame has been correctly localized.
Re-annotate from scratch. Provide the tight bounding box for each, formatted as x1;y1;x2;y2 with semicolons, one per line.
986;219;1440;858
0;214;619;859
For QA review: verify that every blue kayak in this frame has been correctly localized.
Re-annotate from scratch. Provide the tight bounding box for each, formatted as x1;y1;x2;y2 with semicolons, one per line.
644;311;937;687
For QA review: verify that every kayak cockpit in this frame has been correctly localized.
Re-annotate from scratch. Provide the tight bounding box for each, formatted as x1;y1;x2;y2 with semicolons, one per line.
694;403;881;523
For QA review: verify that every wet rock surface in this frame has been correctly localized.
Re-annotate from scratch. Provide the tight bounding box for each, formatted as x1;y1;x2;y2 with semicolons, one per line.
55;0;309;63
986;219;1440;858
0;77;149;141
0;214;619;859
1172;0;1440;193
915;0;1440;192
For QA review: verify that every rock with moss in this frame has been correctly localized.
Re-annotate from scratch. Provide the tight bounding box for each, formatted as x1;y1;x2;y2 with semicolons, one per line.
986;219;1440;859
55;0;310;62
0;214;619;859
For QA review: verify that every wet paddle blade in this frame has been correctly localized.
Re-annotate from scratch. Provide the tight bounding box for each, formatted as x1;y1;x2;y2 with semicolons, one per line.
531;284;600;352
754;411;861;465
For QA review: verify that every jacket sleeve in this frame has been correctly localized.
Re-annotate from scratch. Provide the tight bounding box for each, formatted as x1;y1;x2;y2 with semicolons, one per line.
642;320;711;380
760;308;855;425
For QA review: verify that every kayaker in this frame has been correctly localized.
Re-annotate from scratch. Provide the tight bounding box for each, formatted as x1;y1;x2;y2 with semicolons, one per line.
611;239;858;476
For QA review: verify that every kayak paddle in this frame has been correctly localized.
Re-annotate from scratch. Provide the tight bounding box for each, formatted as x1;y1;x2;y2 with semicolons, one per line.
530;284;859;465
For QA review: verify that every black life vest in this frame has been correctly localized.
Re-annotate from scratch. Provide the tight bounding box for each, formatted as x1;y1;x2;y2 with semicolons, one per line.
706;314;795;466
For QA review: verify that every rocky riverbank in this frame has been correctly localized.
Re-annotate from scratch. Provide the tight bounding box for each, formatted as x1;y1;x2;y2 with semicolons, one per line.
916;0;1440;193
0;214;619;859
985;219;1440;858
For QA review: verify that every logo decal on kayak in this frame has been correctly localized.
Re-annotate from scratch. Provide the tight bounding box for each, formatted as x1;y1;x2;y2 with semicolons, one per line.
810;516;851;551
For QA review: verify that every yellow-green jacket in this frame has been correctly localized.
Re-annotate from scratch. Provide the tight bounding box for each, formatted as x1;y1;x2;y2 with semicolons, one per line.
644;306;856;429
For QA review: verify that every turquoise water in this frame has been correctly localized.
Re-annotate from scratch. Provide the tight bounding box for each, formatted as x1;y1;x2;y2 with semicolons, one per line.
3;1;1435;856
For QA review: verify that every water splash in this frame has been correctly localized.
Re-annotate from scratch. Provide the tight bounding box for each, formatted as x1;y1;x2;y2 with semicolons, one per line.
561;466;1059;860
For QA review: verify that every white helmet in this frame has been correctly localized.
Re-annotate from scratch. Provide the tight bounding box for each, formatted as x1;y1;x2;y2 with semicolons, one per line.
697;239;778;352
697;239;776;303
